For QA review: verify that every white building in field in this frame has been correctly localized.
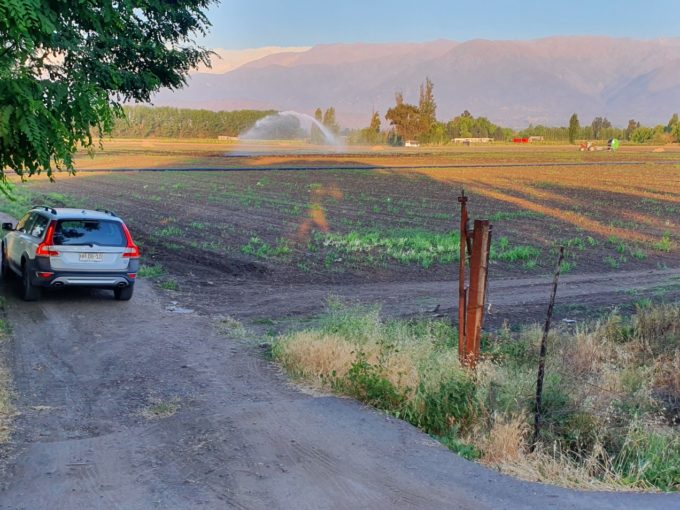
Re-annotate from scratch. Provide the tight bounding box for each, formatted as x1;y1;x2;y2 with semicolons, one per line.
453;137;494;144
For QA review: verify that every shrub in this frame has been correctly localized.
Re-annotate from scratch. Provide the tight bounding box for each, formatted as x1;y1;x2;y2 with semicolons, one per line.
411;376;478;436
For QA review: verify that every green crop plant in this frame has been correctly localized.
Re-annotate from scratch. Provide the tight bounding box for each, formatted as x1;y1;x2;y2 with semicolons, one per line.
241;237;292;259
604;255;620;269
322;228;460;269
493;237;541;262
653;233;674;253
607;235;629;255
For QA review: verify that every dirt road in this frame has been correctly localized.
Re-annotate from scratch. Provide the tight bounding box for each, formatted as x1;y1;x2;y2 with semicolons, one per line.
0;280;677;509
180;267;680;329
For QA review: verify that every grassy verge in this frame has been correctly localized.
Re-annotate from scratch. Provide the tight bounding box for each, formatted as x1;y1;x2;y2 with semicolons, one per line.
272;300;680;491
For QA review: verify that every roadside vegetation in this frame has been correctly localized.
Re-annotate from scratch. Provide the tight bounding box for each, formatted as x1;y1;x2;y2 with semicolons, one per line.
272;300;680;491
0;298;12;443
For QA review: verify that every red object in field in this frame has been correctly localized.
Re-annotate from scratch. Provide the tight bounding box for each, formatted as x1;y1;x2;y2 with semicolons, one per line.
513;138;529;143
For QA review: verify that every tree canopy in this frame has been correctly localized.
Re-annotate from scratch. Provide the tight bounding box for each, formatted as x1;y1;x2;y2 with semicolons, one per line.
0;0;213;188
112;106;275;139
568;113;580;144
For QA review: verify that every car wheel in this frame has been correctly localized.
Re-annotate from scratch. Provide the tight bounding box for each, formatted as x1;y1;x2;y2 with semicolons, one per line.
114;284;134;301
21;264;40;301
1;246;9;280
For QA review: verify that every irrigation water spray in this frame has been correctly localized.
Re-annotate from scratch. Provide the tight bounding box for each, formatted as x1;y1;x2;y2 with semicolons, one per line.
240;110;341;146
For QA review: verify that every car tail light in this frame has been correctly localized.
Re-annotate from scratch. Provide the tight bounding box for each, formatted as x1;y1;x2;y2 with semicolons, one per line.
121;223;140;258
36;271;54;278
127;273;137;279
35;221;59;257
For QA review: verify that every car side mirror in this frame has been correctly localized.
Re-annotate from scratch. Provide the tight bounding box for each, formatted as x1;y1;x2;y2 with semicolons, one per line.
2;222;13;231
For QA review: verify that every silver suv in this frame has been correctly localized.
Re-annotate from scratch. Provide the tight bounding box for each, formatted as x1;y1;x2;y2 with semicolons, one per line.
1;206;140;301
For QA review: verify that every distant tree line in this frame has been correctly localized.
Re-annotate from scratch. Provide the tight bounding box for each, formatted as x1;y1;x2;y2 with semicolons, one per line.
112;102;680;146
348;78;680;146
521;113;680;144
111;106;276;138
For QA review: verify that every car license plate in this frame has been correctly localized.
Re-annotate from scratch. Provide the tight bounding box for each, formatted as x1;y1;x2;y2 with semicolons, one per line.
79;253;103;262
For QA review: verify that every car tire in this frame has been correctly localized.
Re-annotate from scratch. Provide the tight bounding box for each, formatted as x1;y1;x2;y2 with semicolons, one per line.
21;263;41;301
1;245;9;280
114;284;134;301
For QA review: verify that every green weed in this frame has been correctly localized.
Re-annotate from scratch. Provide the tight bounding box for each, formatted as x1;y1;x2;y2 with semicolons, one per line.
489;210;541;222
138;264;164;278
160;280;179;291
156;226;182;237
559;261;576;273
144;400;180;419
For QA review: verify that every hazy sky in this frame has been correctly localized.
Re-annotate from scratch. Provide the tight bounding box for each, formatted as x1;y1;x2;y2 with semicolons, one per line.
201;0;680;49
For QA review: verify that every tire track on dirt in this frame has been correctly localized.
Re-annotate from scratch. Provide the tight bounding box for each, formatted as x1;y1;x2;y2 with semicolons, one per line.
200;267;680;324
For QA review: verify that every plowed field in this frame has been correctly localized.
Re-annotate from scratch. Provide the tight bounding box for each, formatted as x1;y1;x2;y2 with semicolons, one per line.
7;140;680;326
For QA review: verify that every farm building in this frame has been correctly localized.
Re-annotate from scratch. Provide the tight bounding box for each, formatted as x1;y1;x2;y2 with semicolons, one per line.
453;137;494;144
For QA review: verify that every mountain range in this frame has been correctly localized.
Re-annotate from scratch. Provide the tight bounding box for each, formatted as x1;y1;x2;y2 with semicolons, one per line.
152;37;680;129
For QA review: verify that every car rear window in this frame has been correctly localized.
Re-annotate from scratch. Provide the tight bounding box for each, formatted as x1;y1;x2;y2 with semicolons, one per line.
53;220;126;247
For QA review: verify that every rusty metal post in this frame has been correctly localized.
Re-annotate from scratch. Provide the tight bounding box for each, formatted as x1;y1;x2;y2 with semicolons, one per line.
464;220;491;368
457;192;469;360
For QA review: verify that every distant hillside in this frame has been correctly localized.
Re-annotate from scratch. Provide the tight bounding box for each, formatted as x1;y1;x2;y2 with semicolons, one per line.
152;37;680;128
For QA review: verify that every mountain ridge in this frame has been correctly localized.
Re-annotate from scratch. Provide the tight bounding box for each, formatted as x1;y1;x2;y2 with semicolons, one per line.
152;37;680;128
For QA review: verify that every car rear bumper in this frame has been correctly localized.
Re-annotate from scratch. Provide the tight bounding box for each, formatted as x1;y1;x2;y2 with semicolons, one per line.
30;257;139;288
49;275;132;287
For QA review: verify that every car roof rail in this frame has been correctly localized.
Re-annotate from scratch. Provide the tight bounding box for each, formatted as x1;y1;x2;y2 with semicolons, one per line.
96;208;117;217
32;205;57;215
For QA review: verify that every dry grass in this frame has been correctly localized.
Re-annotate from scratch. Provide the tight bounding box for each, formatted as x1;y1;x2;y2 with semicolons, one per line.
275;331;365;383
275;327;426;398
494;445;639;492
479;413;528;464
476;413;653;491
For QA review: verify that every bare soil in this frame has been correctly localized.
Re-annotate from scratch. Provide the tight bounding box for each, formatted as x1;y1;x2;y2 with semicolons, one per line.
15;155;680;327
